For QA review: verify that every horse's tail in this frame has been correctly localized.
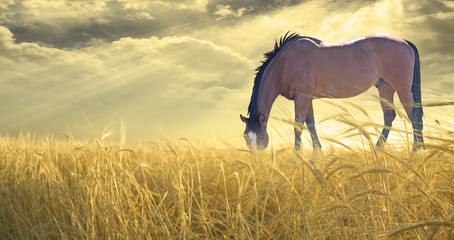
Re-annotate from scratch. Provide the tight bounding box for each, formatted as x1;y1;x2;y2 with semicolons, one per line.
406;40;424;143
406;41;423;115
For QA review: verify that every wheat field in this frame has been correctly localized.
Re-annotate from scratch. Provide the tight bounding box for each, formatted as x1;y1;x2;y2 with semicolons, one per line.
0;112;453;239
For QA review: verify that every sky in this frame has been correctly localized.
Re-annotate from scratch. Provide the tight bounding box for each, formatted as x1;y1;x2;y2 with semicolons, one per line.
1;0;454;146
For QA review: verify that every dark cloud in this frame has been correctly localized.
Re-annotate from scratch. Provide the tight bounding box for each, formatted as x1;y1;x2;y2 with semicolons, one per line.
206;0;305;17
0;0;341;48
406;0;454;56
206;0;379;21
1;0;159;48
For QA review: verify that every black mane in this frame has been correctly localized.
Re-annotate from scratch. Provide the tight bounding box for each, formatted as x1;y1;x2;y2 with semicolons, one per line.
247;32;300;130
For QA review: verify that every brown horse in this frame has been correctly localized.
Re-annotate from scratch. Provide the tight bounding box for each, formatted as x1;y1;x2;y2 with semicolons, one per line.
240;32;423;151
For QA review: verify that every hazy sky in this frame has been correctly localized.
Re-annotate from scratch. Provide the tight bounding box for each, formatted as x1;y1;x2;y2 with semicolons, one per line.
1;0;454;145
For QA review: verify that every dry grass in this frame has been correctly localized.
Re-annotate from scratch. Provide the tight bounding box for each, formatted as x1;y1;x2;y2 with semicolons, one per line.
0;114;453;239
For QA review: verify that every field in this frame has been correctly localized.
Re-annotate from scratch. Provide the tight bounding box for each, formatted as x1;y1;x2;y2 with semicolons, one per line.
0;115;453;239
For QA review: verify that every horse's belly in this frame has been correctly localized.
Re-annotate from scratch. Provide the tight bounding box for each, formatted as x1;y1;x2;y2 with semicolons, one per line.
312;60;379;98
313;72;378;98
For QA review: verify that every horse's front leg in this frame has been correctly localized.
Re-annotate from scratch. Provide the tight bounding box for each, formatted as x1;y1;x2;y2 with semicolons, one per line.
294;93;311;151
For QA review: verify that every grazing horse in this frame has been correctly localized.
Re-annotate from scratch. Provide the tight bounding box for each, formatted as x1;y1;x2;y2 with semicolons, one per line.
240;32;423;151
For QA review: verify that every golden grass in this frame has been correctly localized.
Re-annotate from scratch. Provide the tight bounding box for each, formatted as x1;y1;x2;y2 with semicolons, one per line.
0;116;453;239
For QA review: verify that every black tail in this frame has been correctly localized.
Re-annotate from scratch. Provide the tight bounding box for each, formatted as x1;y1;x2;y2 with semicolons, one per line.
406;41;423;116
406;40;424;144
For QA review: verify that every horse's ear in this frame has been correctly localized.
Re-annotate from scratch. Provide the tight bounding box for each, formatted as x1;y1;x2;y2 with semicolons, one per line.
240;114;249;123
259;114;267;124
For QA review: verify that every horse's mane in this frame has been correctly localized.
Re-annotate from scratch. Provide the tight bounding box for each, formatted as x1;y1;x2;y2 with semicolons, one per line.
247;32;300;130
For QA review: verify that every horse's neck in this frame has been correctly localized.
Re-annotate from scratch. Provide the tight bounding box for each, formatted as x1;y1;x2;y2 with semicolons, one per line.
257;75;279;118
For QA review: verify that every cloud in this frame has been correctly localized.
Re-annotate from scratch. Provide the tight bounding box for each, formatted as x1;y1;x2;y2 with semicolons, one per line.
0;0;13;9
214;4;252;20
151;0;209;12
0;0;160;48
0;25;13;46
0;26;253;139
82;36;254;138
0;0;206;48
0;0;312;48
206;0;308;18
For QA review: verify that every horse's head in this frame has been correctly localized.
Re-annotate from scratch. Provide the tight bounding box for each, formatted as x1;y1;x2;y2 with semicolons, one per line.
240;114;269;150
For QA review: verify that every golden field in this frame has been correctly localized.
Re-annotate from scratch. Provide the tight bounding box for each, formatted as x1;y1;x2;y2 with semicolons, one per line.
0;114;453;239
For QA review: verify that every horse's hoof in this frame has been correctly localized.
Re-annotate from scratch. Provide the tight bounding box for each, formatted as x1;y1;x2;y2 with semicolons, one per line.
412;146;424;152
412;142;425;153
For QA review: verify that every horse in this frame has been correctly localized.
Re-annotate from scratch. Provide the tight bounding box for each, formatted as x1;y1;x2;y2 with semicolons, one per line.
240;32;423;151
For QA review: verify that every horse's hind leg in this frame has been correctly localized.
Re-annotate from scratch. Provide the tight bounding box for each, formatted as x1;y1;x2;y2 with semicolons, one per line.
294;98;321;151
396;90;424;150
305;101;322;150
294;94;312;151
376;80;396;149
